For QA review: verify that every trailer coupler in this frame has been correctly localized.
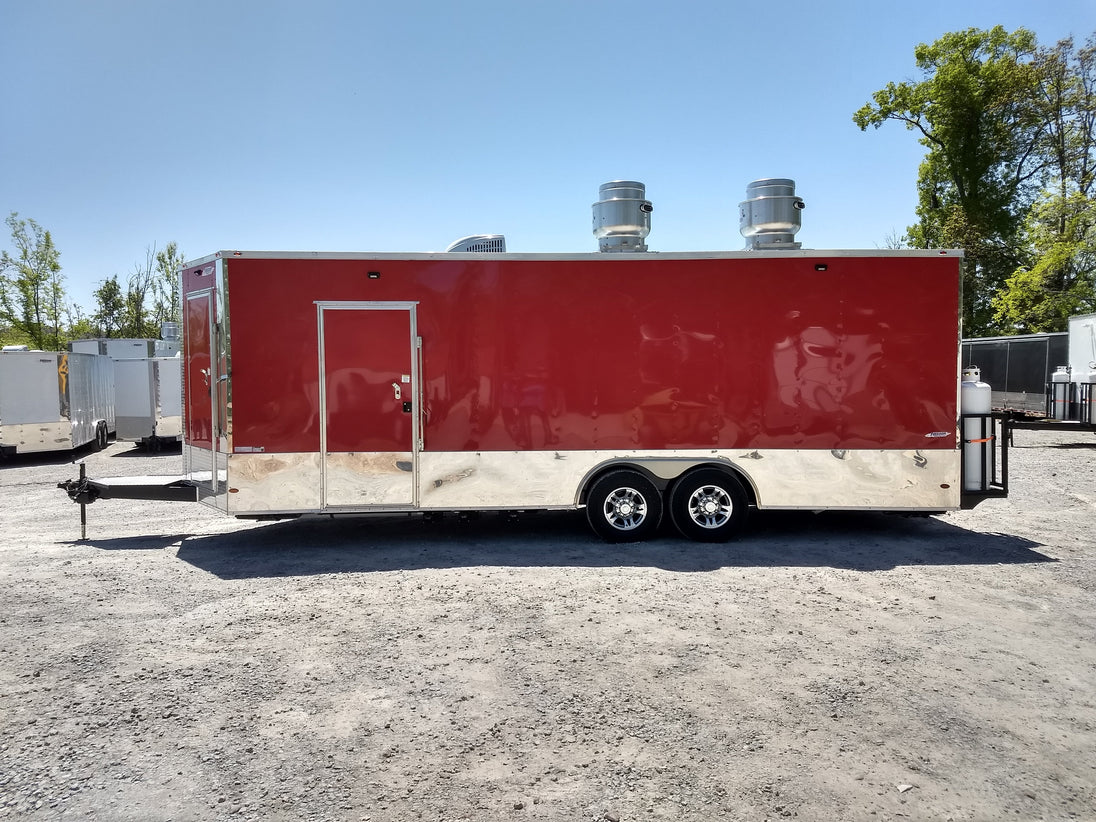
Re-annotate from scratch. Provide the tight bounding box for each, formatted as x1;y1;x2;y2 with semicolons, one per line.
58;475;100;505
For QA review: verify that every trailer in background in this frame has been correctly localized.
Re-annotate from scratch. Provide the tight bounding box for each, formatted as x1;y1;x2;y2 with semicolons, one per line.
69;325;183;449
977;313;1096;438
70;338;156;359
0;348;115;457
111;356;183;449
961;332;1068;414
1065;313;1096;425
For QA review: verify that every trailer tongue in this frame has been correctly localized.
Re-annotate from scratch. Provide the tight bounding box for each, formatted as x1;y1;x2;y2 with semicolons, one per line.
58;472;199;505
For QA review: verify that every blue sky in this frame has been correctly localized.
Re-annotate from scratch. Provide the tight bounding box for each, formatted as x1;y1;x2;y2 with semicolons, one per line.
2;0;1095;312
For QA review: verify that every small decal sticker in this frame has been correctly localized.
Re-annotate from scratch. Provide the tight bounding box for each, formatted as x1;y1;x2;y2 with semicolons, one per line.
924;431;949;438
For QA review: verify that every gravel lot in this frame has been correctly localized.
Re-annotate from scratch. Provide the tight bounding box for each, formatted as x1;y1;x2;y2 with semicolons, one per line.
2;430;1095;821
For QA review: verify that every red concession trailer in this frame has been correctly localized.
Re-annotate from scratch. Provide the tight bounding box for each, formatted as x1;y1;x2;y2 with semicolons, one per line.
61;180;1008;541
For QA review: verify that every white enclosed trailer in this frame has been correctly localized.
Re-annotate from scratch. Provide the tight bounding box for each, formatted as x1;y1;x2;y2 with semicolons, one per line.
70;338;156;358
70;327;183;448
1068;313;1096;424
111;356;183;447
0;349;115;456
1068;313;1096;376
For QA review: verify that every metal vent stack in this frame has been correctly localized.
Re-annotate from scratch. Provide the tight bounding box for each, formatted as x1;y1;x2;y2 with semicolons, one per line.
592;181;653;252
739;178;805;250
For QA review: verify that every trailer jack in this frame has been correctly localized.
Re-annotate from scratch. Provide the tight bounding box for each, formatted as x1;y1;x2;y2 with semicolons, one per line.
59;465;199;539
57;463;93;540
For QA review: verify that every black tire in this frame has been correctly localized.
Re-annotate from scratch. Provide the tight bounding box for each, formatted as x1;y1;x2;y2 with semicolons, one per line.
585;469;663;543
92;422;108;452
668;468;749;542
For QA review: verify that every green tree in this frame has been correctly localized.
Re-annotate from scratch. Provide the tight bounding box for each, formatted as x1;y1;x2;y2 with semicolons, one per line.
92;275;126;336
993;192;1096;330
122;246;158;338
89;242;185;339
151;242;184;328
0;212;66;349
854;26;1046;335
994;35;1096;331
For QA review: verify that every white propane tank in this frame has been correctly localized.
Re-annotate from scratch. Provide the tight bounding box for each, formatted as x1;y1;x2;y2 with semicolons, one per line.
1078;369;1096;425
1050;365;1072;420
961;366;994;492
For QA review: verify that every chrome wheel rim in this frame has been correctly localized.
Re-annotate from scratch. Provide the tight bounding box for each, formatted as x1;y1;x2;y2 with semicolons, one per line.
602;487;648;531
686;484;732;529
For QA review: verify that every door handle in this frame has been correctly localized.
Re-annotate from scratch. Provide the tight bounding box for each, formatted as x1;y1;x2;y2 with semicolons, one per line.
391;382;402;400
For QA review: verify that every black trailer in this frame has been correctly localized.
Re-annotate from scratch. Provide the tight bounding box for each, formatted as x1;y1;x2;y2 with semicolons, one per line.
962;332;1068;414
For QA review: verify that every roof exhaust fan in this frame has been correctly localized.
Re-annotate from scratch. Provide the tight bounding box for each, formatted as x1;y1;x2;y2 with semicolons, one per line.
593;181;652;252
739;178;805;250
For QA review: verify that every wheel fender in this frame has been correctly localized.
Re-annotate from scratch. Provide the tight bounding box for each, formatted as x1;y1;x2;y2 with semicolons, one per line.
577;461;665;506
666;462;758;507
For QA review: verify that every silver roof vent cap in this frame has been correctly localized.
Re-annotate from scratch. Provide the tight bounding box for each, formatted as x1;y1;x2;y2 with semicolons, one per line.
446;234;506;253
739;178;805;250
593;181;652;253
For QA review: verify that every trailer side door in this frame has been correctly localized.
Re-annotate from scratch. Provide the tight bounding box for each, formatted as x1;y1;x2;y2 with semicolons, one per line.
184;289;221;496
318;302;419;509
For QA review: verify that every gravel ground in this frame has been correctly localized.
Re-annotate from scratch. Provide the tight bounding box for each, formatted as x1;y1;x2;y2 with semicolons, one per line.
1;429;1095;821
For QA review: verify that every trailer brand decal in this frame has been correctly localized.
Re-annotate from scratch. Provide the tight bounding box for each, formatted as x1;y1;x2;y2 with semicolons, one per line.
57;354;69;394
925;431;949;438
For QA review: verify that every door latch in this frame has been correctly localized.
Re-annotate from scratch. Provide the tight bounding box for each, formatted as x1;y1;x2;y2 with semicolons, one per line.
391;382;402;400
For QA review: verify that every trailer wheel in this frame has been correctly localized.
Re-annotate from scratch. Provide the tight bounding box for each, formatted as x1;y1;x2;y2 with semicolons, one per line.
668;468;748;542
586;470;662;543
92;422;108;452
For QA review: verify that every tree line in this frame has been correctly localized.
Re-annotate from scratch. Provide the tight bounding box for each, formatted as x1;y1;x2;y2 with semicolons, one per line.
0;212;183;350
855;26;1096;336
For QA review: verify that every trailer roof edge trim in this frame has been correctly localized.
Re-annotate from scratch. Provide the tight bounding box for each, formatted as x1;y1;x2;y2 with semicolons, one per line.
184;248;965;267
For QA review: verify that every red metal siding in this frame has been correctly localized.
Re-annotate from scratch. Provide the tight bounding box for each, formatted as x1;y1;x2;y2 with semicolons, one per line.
183;293;213;449
208;254;960;454
321;306;414;454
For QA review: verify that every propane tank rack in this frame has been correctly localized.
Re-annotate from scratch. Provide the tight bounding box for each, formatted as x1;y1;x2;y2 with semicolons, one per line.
959;411;1011;508
1001;372;1096;439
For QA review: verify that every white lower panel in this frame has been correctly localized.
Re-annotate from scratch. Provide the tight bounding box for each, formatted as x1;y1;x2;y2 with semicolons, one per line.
734;449;961;509
225;451;321;513
0;422;75;454
418;449;961;510
216;448;962;515
324;452;414;508
156;415;182;438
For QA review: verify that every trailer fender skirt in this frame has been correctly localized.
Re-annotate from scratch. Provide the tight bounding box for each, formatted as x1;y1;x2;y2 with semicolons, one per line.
59;474;199;504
